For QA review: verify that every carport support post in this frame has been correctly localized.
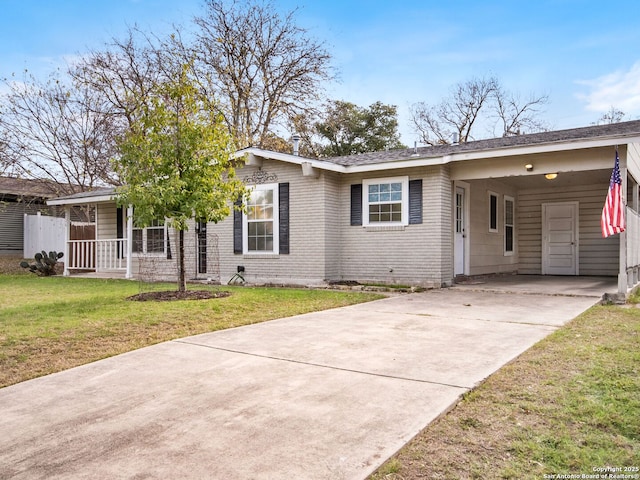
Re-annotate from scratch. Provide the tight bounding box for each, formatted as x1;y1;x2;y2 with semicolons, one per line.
618;229;627;294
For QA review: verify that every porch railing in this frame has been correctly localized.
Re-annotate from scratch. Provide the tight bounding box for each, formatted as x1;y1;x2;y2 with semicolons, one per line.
67;239;127;271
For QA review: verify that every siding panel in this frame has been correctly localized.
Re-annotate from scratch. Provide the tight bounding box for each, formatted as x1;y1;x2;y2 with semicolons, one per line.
518;184;617;275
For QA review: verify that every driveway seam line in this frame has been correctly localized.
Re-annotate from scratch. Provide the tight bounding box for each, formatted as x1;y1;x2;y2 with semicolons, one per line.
173;339;471;390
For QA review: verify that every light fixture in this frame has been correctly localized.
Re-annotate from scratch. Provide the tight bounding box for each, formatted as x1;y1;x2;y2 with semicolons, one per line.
525;164;534;172
544;173;558;180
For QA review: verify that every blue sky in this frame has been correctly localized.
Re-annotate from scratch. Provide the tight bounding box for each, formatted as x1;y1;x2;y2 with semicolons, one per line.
1;0;639;145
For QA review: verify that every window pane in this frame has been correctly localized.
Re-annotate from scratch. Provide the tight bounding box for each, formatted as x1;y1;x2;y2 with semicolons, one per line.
147;228;165;253
490;194;498;230
247;220;274;252
505;200;514;224
132;229;142;253
456;193;463;233
505;225;514;252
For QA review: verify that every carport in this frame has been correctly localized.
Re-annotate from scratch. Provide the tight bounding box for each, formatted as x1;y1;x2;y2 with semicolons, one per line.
452;273;618;298
449;133;640;297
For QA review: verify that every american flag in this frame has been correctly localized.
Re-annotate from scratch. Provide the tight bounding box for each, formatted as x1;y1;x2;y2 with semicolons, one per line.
601;149;625;238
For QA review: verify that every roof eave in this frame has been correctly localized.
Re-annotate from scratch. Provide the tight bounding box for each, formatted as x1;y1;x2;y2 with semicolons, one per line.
235;147;346;173
47;193;116;206
446;134;640;163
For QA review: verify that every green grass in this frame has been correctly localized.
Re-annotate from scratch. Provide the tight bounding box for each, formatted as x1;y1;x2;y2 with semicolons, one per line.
369;304;640;479
0;275;382;387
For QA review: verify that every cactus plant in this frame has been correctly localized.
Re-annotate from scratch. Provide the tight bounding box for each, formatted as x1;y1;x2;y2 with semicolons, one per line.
20;251;64;276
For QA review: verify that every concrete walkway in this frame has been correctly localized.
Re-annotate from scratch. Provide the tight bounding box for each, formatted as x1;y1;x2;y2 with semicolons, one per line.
0;277;612;480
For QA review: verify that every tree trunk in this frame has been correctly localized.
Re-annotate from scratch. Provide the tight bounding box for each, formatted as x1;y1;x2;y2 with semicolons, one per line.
178;229;186;292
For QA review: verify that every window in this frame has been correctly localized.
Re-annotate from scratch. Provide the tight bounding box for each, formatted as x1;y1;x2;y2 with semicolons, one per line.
489;192;498;232
504;196;514;255
132;219;166;254
243;183;279;254
363;177;409;225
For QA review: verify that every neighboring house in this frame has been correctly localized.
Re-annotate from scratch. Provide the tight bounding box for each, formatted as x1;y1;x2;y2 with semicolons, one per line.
47;120;640;294
0;177;60;256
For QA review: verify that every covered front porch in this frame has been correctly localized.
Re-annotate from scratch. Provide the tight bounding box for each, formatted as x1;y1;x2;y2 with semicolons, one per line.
47;189;136;279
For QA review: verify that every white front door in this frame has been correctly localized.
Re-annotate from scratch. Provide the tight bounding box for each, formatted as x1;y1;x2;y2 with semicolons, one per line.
542;202;578;275
454;186;467;275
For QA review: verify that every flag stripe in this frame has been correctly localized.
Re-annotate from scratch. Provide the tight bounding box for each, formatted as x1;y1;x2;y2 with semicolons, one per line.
601;149;626;238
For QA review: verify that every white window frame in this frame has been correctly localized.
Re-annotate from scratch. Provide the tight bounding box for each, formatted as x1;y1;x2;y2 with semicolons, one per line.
363;176;409;226
504;195;514;256
243;182;279;255
488;191;499;233
132;219;167;256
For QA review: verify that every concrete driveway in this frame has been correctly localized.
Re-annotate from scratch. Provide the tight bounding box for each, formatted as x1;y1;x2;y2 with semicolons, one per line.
0;277;611;480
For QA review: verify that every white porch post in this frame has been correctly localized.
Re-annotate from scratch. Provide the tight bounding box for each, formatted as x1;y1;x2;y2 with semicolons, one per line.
618;159;628;294
126;205;133;279
64;206;71;276
618;229;627;294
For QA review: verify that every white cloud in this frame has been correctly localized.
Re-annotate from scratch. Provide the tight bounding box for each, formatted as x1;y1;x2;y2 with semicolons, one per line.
576;62;640;114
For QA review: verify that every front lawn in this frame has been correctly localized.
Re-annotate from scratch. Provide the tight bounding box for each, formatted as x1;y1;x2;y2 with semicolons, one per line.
370;303;640;479
0;275;382;387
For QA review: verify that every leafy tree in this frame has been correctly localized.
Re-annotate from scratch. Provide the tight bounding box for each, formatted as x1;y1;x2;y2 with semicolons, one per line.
313;100;406;157
115;66;246;292
410;76;548;145
186;0;334;148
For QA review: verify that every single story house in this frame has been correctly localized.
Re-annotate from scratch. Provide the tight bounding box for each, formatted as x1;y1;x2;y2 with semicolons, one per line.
47;120;640;294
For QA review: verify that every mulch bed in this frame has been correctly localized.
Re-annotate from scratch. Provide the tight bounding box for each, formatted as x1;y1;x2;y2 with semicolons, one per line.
127;290;231;302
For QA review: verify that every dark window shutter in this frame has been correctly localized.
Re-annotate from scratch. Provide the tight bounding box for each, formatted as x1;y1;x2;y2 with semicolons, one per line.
116;207;124;238
116;207;123;258
350;184;363;226
233;198;243;254
279;183;290;254
166;230;172;260
408;179;423;224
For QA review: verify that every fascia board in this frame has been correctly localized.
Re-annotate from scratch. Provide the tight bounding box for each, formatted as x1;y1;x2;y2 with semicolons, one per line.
342;156;448;173
47;194;115;206
235;148;345;173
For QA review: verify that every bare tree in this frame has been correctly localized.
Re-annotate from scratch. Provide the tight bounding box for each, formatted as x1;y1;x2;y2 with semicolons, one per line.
0;122;11;175
188;0;334;147
410;76;548;145
69;29;169;130
0;71;119;195
411;76;498;145
493;87;549;136
595;106;625;125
